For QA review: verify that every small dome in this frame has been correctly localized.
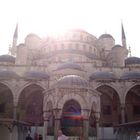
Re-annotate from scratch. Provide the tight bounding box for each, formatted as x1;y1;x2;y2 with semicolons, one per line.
56;62;82;71
18;43;25;47
25;33;40;39
89;71;116;81
120;71;140;80
112;44;122;50
125;57;140;65
0;55;15;63
99;34;114;40
0;70;19;79
53;75;89;88
24;71;50;80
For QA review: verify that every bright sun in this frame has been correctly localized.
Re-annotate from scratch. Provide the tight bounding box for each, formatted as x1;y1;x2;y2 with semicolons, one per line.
32;0;85;37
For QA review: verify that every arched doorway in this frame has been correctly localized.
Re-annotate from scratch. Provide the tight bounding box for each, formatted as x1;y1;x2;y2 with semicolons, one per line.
97;85;120;126
18;84;44;126
0;83;13;119
0;83;13;140
96;85;120;140
125;85;140;122
61;99;82;136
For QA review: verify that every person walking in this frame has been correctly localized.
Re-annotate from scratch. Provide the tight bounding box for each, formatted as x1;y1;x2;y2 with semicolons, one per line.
57;130;69;140
137;131;140;140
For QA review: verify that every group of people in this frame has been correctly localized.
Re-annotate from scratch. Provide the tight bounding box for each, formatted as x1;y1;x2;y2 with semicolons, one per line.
25;133;42;140
26;129;84;140
58;130;85;140
26;130;68;140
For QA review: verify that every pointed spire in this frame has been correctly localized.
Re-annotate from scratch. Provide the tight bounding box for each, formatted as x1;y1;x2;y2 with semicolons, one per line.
13;23;18;39
10;23;18;56
121;22;127;47
121;23;126;40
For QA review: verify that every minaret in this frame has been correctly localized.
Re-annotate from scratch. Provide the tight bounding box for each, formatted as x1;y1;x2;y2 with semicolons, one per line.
11;23;18;56
128;45;132;57
121;23;127;48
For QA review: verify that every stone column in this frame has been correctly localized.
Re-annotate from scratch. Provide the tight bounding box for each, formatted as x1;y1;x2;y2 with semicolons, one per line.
120;104;125;124
82;109;90;140
95;112;100;140
13;95;18;120
43;111;51;140
7;124;13;140
43;120;49;140
53;108;62;140
13;105;17;120
10;132;13;140
83;119;89;140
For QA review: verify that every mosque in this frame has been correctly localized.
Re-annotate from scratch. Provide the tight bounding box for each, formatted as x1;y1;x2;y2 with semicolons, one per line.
0;24;140;140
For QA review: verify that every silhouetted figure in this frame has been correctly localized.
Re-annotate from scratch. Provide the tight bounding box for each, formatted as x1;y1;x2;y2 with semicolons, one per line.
26;134;33;140
137;131;140;140
34;133;39;140
39;134;43;140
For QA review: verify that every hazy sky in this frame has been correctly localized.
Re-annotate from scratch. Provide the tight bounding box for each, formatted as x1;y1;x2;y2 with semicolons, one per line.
0;0;139;57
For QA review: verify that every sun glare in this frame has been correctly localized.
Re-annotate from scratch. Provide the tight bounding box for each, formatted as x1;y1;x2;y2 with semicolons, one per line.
45;24;76;38
32;0;87;37
0;0;140;56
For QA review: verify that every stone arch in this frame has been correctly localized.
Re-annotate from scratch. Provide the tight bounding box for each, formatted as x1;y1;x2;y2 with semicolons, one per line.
57;92;88;110
62;99;81;116
18;84;44;126
125;84;140;122
0;81;14;95
0;82;14;119
96;85;121;126
18;82;46;99
95;83;119;94
61;99;82;136
124;83;140;101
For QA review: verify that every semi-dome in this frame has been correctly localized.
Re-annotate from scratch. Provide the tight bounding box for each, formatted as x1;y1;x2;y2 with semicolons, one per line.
0;55;15;63
24;71;50;80
120;71;140;80
0;70;19;79
99;34;114;40
125;57;140;65
56;62;83;71
89;71;116;81
53;75;89;88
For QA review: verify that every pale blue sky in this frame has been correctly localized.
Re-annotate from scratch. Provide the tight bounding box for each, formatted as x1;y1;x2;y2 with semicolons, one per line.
0;0;139;57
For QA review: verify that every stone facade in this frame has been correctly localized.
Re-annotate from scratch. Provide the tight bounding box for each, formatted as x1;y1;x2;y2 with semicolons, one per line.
0;27;140;140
